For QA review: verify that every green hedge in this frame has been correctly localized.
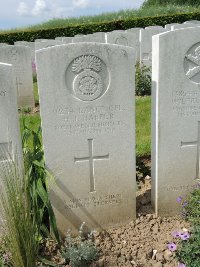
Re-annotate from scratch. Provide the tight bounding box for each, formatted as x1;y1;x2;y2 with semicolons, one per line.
1;12;200;44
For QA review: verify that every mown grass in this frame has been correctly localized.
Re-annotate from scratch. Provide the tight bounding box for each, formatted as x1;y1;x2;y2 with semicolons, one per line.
19;94;151;157
33;82;39;105
1;4;200;32
136;96;151;157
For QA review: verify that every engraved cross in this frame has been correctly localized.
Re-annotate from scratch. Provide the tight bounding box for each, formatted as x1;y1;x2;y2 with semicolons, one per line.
181;121;200;180
15;77;23;95
74;139;109;193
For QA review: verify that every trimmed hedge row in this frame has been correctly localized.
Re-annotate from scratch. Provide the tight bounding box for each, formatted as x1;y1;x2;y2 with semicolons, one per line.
1;12;200;44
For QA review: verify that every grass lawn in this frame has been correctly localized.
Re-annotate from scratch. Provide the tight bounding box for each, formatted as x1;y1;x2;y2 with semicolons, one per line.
136;96;151;157
19;91;151;157
33;82;39;105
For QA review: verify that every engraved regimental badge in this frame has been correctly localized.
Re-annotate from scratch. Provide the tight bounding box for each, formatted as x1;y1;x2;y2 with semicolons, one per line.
66;55;109;101
184;43;200;84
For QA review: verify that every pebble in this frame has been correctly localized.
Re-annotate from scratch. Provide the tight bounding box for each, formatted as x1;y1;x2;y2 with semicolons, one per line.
163;250;173;261
154;262;163;267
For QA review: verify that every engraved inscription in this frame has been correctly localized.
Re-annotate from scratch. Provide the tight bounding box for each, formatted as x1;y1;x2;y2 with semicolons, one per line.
65;193;122;209
66;55;110;101
172;90;200;117
74;139;109;193
53;104;127;135
8;48;18;61
184;43;200;84
181;121;200;180
166;185;194;192
0;91;6;97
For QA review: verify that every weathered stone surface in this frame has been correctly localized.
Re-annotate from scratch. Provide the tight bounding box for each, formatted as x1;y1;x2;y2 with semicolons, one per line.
35;39;52;42
171;23;199;30
152;27;200;216
14;41;36;75
140;28;167;68
164;23;180;30
106;32;139;60
145;26;163;30
0;45;34;108
35;40;64;50
0;43;8;47
36;43;136;234
73;32;106;43
62;37;73;43
0;63;22;163
184;20;200;24
55;37;64;40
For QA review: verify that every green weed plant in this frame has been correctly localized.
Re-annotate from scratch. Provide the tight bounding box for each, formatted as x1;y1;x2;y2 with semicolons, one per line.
135;62;151;96
0;158;40;267
62;223;98;267
22;121;60;243
175;185;200;266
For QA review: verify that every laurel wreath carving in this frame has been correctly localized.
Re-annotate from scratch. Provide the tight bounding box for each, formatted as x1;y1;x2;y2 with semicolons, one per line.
72;55;102;73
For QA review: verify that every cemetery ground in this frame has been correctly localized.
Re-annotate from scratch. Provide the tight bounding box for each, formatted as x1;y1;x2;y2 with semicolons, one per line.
2;82;196;267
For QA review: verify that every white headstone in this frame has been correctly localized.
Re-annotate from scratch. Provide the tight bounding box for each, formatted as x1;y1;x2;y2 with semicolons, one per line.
35;39;52;42
36;43;136;234
73;33;106;43
106;32;135;46
126;28;142;34
106;32;139;60
0;63;22;163
140;28;167;67
55;37;64;40
165;23;180;30
110;30;125;33
0;46;35;108
171;23;198;30
0;43;8;47
184;20;200;24
152;27;200;216
145;26;163;30
62;37;73;43
35;40;64;50
14;41;36;75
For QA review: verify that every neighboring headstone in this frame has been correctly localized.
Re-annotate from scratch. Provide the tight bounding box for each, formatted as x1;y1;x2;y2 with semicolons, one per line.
110;30;125;33
73;32;106;43
35;40;64;50
0;62;22;163
55;37;64;40
152;27;200;216
126;28;142;33
184;20;200;24
35;39;52;42
165;23;180;30
140;28;167;67
14;41;36;75
171;23;198;30
36;43;136;234
106;32;135;46
62;37;73;44
0;46;35;108
0;43;8;47
106;32;139;60
145;26;163;30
